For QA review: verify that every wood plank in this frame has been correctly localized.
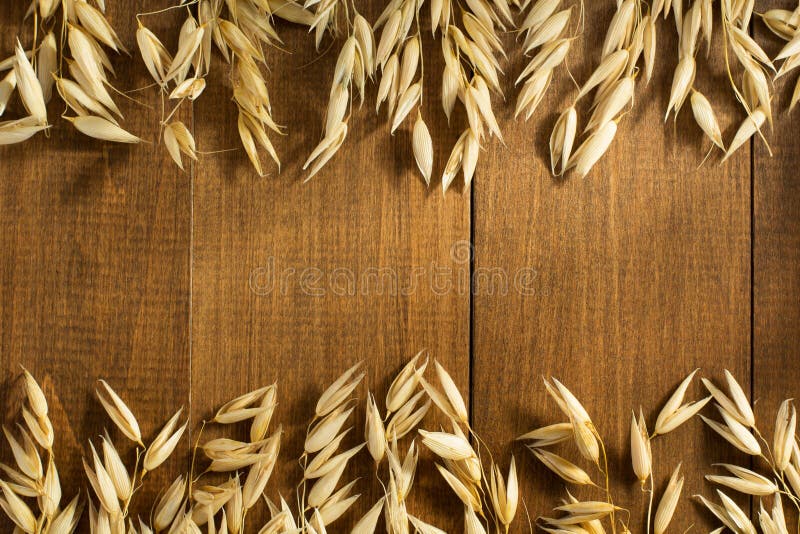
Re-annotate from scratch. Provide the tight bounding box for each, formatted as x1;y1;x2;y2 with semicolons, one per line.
471;3;752;532
190;5;470;531
0;1;191;523
753;0;800;493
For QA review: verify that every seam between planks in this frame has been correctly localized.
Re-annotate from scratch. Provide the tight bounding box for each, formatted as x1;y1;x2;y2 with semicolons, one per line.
468;170;475;427
188;93;196;468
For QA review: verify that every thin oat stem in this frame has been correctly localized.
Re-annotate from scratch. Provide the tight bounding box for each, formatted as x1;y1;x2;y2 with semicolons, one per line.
645;473;654;534
136;2;198;22
161;98;187;127
188;419;207;498
598;435;618;534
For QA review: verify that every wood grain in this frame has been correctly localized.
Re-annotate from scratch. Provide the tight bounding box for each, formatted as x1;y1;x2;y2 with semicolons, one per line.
0;1;191;525
753;0;800;492
3;1;800;533
471;3;752;533
189;4;470;530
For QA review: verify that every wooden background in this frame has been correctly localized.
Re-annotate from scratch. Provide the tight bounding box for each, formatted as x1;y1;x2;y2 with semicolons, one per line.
1;0;798;532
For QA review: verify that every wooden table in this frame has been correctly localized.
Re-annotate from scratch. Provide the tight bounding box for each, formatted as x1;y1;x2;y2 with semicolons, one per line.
1;0;798;531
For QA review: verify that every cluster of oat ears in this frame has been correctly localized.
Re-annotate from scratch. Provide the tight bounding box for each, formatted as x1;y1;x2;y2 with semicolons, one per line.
1;0;137;145
4;0;800;182
1;361;798;534
0;354;518;534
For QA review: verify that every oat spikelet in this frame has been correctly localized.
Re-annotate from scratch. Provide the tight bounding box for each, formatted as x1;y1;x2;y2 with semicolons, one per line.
154;476;186;531
316;362;364;418
143;408;187;473
13;40;47;125
706;464;778;496
774;399;797;472
665;56;695;121
654;464;684;534
67;116;141;144
365;393;386;464
164;121;197;171
95;380;143;444
529;447;594;485
412;112;434;186
690;91;724;150
0;480;37;533
418;430;475;461
700;409;761;456
567;121;618;179
489;457;518;526
630;410;651;483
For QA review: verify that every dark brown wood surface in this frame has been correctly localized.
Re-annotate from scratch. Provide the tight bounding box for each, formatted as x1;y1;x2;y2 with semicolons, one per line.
0;0;797;532
0;0;192;521
753;0;800;499
472;2;752;532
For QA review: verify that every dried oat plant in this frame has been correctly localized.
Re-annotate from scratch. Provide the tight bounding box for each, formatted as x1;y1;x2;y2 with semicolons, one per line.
1;0;138;146
135;0;315;175
0;354;519;534
3;363;799;534
543;0;800;177
518;370;711;534
307;0;519;189
4;0;800;181
695;370;800;534
303;2;375;181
